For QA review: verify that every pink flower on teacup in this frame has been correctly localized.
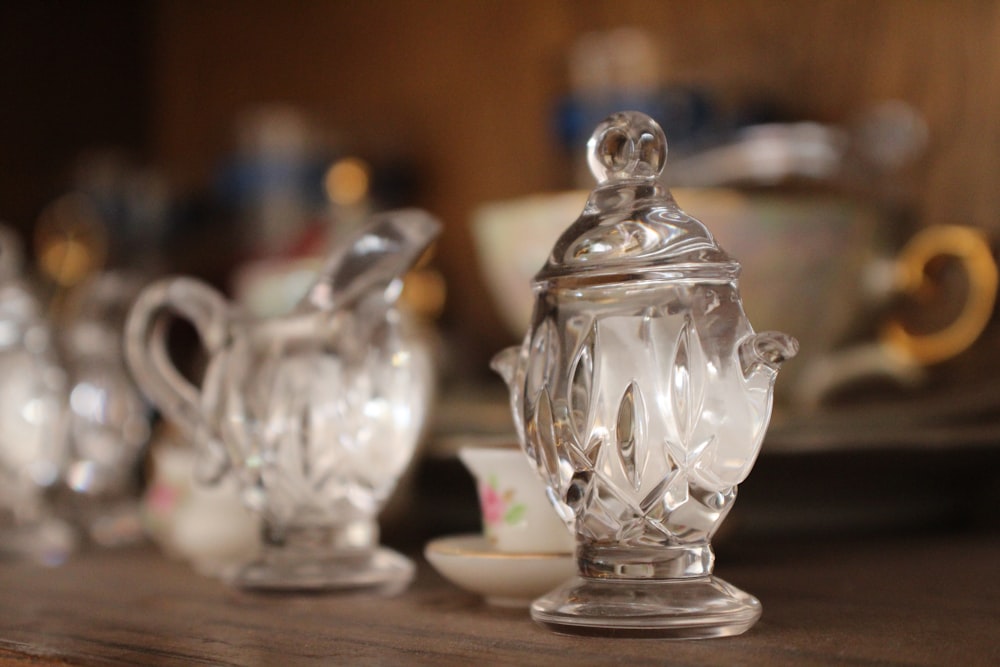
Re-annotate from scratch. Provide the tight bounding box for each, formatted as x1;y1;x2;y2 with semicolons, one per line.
480;482;504;525
479;475;527;533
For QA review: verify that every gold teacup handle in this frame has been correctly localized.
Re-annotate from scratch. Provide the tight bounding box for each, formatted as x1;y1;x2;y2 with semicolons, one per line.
880;225;998;365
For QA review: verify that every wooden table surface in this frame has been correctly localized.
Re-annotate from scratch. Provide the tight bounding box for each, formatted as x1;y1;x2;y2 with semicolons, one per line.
0;533;997;666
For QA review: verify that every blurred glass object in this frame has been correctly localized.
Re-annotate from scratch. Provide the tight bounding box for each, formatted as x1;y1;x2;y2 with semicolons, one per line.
0;225;75;564
666;122;849;189
58;272;152;547
125;209;440;591
32;175;160;547
664;101;929;197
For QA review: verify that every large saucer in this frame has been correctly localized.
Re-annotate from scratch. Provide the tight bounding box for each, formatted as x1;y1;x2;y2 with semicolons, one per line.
424;534;574;608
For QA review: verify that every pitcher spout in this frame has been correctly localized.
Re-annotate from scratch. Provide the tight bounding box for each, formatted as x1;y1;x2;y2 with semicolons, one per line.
739;331;799;381
302;208;442;314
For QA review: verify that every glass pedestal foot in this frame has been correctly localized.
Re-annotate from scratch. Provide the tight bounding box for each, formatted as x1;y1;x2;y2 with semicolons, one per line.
531;575;761;638
229;546;414;595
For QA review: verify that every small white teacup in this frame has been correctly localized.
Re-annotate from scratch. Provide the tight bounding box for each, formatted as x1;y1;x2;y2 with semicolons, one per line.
459;443;574;554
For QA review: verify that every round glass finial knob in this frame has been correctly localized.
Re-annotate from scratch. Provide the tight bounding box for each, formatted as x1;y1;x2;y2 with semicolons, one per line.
586;111;668;184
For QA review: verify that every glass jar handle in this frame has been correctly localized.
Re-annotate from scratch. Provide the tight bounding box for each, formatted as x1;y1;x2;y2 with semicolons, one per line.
124;277;230;441
880;225;998;365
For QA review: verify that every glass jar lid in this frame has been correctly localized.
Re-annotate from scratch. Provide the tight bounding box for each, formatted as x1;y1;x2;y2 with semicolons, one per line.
534;111;738;286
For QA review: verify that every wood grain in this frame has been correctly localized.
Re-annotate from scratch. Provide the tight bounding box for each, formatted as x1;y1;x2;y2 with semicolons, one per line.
0;536;996;665
150;1;1000;370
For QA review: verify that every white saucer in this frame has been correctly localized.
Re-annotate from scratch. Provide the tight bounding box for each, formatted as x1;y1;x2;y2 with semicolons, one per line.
424;534;575;608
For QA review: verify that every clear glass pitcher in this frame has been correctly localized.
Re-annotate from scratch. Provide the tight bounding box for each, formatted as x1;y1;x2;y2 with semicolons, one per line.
126;209;440;592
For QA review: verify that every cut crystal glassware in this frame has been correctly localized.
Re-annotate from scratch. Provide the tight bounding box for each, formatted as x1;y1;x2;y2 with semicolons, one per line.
59;272;151;547
125;209;440;592
493;111;797;637
0;225;76;564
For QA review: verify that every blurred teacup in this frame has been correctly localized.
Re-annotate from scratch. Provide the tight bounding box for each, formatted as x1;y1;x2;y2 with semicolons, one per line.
472;189;997;408
678;190;998;406
459;442;574;554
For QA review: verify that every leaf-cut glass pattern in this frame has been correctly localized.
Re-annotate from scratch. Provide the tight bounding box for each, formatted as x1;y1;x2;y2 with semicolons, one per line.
568;322;596;444
219;316;430;529
532;386;561;489
509;281;774;548
670;316;699;446
615;381;645;492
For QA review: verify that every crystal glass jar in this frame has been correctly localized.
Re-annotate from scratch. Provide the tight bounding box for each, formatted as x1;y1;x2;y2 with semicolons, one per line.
494;112;797;637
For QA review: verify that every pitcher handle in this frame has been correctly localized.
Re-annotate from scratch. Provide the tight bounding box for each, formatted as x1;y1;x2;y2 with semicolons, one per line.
124;277;230;440
880;225;998;365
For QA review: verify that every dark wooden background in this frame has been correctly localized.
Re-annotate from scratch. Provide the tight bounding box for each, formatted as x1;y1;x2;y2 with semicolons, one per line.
2;0;999;369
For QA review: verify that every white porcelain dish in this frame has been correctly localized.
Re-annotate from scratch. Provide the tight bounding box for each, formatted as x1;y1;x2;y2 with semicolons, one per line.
424;534;574;608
